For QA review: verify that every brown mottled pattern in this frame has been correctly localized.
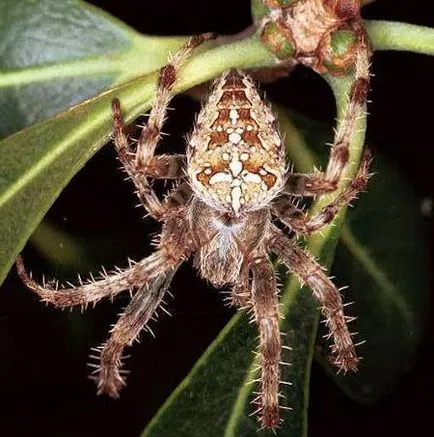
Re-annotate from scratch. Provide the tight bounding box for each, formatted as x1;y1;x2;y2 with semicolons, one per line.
221;70;245;88
196;160;227;186
188;69;285;213
217;90;252;107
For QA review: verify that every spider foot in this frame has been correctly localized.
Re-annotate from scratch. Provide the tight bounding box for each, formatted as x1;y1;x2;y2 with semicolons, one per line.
88;344;128;399
328;334;361;372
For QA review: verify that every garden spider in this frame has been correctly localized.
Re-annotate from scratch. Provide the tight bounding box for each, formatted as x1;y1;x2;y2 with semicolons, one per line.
16;32;371;429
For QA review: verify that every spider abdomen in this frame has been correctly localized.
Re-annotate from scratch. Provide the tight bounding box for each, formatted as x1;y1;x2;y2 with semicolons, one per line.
187;69;286;215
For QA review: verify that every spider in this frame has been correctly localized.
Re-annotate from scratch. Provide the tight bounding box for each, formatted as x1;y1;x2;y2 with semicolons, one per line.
16;33;371;429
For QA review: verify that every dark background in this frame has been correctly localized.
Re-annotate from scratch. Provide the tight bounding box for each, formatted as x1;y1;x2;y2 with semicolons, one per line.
1;1;433;436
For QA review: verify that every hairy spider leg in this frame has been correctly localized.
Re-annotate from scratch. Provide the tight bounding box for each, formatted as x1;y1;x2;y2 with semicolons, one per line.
250;255;282;429
90;267;178;397
112;34;214;220
269;226;359;371
16;220;187;310
284;26;371;196
273;149;371;234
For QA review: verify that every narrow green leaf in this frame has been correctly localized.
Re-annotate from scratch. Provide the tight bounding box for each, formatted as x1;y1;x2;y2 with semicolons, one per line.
0;73;154;284
321;154;429;402
143;278;319;437
279;109;429;402
143;313;257;437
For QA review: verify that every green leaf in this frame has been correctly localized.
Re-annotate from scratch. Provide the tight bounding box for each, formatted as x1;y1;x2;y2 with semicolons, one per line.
0;0;185;137
0;73;154;285
320;156;429;402
279;110;429;402
143;280;320;437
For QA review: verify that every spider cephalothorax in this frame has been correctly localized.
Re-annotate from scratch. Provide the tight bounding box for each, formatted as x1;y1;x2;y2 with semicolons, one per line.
17;33;371;429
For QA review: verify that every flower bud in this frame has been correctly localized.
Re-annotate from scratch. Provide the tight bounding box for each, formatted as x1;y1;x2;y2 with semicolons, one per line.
261;21;296;60
322;29;358;74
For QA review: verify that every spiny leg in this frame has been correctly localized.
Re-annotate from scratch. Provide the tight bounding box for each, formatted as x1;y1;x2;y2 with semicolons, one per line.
163;182;192;212
112;33;214;220
135;33;214;168
16;209;193;309
90;267;178;397
273;149;371;234
16;248;179;310
112;99;184;179
90;211;195;396
228;281;251;309
112;100;185;220
284;35;371;197
250;256;282;429
226;261;251;309
269;227;359;371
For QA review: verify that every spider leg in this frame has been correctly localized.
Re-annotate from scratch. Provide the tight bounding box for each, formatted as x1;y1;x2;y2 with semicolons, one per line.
269;226;359;372
134;34;214;169
112;99;184;220
226;261;251;309
16;248;179;310
228;280;251;309
250;255;282;429
16;211;193;309
89;212;194;397
163;181;192;212
90;266;178;397
112;33;214;220
273;149;371;234
284;39;371;197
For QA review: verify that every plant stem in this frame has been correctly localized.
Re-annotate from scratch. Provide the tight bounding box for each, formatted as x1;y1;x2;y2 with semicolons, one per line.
365;20;434;56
